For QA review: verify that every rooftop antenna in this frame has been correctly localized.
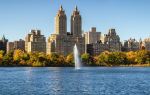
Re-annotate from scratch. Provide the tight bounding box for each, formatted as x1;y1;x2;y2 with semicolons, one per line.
75;5;78;11
60;5;63;11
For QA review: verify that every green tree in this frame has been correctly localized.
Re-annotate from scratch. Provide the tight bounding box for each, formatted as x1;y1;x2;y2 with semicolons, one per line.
28;52;38;66
135;50;150;64
2;51;14;66
28;52;46;67
96;53;108;66
81;53;90;65
106;52;127;66
46;53;65;66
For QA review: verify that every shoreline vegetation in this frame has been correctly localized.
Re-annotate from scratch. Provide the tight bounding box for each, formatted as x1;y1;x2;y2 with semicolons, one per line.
0;50;150;67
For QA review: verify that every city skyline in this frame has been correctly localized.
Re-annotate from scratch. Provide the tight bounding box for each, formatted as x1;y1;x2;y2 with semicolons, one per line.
0;0;150;41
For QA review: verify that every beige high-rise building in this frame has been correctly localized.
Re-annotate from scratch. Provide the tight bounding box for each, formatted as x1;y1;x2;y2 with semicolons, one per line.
25;30;46;53
47;6;85;55
7;42;14;53
71;6;82;36
55;5;67;35
84;27;101;44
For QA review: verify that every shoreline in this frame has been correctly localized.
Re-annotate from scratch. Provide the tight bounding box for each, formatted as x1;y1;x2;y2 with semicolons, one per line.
0;64;150;67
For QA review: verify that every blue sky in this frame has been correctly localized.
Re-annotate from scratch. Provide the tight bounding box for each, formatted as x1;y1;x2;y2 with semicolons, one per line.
0;0;150;41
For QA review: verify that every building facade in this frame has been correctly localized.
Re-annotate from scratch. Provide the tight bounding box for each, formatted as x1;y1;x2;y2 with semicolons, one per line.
7;42;14;53
87;41;109;56
86;29;121;55
122;38;140;51
0;35;8;53
47;6;85;55
14;39;25;50
84;27;101;44
102;29;121;52
143;38;150;51
7;39;25;53
25;30;46;53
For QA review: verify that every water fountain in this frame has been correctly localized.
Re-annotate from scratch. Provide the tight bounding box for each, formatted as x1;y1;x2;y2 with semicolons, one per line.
74;44;81;69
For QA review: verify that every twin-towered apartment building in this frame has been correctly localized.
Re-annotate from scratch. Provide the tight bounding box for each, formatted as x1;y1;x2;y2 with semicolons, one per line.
47;6;85;55
1;5;150;56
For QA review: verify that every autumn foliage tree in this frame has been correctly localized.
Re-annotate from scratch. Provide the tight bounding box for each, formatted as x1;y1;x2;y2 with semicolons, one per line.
135;50;150;64
0;49;150;67
65;53;74;66
0;50;4;64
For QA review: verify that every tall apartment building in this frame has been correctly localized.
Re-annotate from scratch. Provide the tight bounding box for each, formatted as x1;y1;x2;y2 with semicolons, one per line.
84;27;101;44
7;42;14;53
47;6;85;55
25;30;46;53
86;29;121;55
7;39;25;53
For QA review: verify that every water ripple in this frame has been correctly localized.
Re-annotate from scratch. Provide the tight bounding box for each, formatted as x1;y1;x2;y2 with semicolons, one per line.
0;67;150;95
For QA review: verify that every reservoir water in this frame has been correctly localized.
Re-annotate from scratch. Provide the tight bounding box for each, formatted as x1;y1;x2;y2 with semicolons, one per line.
0;67;150;95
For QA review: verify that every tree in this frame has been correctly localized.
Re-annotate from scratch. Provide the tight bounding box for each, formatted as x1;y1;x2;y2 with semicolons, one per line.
65;53;74;66
28;52;46;67
58;55;66;66
96;53;108;66
28;52;38;66
147;50;150;65
135;50;150;64
0;50;4;64
46;53;65;66
2;51;14;66
106;52;127;66
13;49;29;66
126;51;136;64
13;50;24;61
81;53;90;65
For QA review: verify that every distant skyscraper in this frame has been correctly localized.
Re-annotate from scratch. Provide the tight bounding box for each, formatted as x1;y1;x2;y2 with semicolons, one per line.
25;30;46;53
47;6;85;55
